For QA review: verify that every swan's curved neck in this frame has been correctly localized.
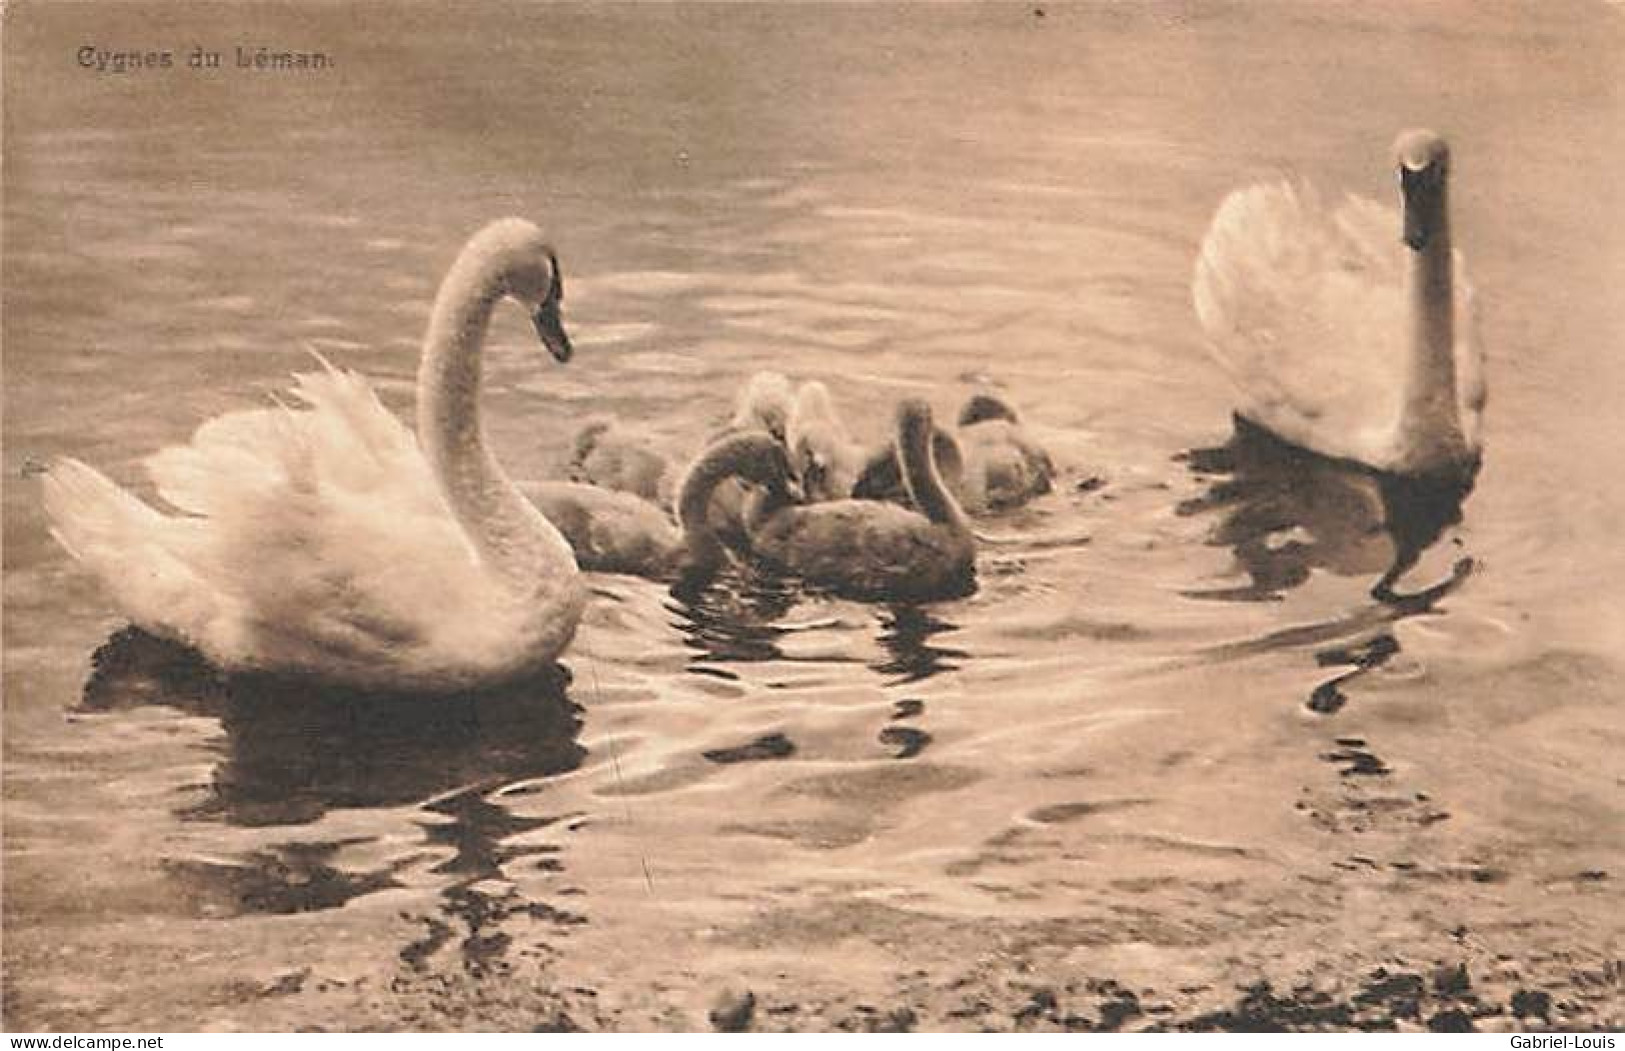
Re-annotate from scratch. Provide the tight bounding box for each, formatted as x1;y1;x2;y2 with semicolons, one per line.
1398;180;1465;468
417;250;573;586
678;435;788;567
899;413;969;531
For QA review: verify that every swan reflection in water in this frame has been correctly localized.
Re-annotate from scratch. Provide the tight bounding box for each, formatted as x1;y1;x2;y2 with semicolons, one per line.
666;564;802;673
1177;417;1477;711
668;567;967;685
667;571;961;765
78;628;584;942
872;604;967;685
1178;416;1475;605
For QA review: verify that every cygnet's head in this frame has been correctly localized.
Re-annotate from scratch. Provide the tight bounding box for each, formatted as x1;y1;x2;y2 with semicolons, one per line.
466;218;572;362
730;371;796;440
677;431;798;535
1393;131;1451;252
957;392;1021;428
788;381;860;500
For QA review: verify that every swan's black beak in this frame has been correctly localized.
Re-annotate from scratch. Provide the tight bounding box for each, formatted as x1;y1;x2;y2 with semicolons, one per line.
531;300;573;363
1401;165;1441;252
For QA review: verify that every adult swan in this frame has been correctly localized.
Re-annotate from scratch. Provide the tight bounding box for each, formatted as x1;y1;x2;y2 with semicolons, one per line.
41;219;587;692
1193;130;1485;485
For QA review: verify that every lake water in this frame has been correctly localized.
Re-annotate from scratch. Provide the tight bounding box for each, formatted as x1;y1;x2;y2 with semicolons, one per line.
3;1;1621;1031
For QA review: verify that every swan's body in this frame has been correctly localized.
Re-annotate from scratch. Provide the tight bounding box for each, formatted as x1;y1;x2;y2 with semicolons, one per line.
567;420;676;505
948;394;1054;512
1193;130;1484;481
518;479;685;580
542;371;797;576
41;219;586;692
681;399;976;601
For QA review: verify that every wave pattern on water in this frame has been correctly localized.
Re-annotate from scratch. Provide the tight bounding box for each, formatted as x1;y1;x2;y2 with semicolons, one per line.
3;0;1622;1032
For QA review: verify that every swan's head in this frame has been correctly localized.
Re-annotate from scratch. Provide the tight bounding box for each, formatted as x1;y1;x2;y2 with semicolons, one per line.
719;433;798;507
730;371;796;440
1394;130;1450;252
1395;129;1450;174
472;219;573;363
957;392;1021;428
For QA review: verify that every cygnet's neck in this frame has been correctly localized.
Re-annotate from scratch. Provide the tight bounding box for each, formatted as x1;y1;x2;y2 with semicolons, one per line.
678;434;788;568
898;408;969;532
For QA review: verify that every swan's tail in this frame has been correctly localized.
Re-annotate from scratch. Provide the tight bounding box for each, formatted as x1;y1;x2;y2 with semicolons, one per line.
41;458;166;564
40;459;220;645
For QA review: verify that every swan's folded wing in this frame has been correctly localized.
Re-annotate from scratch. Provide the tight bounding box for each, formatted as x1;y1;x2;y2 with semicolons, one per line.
145;407;301;516
1193;182;1409;463
182;432;493;676
1453;255;1487;450
147;360;444;520
140;359;495;671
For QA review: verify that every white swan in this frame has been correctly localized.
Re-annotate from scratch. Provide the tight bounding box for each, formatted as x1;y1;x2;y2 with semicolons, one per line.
1193;130;1485;481
41;219;587;692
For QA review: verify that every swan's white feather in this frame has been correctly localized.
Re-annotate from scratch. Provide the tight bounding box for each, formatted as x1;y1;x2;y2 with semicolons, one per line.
1193;181;1482;469
42;458;231;649
45;360;549;690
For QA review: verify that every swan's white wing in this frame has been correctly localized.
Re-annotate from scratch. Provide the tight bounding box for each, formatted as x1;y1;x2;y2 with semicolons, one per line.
189;366;506;669
146;363;443;521
1193;182;1410;465
99;361;508;679
41;459;231;648
1453;259;1486;452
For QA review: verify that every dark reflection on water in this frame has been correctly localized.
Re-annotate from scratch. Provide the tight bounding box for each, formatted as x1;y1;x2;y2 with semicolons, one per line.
77;629;586;920
1177;417;1475;605
80;629;585;827
666;567;802;673
423;787;576;881
667;565;969;689
871;604;966;685
163;838;409;919
415;787;588;977
1307;633;1402;716
1177;418;1478;714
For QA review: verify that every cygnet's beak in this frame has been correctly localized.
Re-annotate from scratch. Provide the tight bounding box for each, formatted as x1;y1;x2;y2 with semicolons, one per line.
531;299;573;363
800;458;828;498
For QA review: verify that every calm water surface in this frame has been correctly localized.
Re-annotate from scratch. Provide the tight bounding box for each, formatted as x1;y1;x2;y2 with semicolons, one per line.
4;2;1621;1030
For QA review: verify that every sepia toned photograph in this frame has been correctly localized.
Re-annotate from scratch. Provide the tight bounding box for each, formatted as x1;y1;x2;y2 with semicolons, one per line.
2;0;1621;1034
